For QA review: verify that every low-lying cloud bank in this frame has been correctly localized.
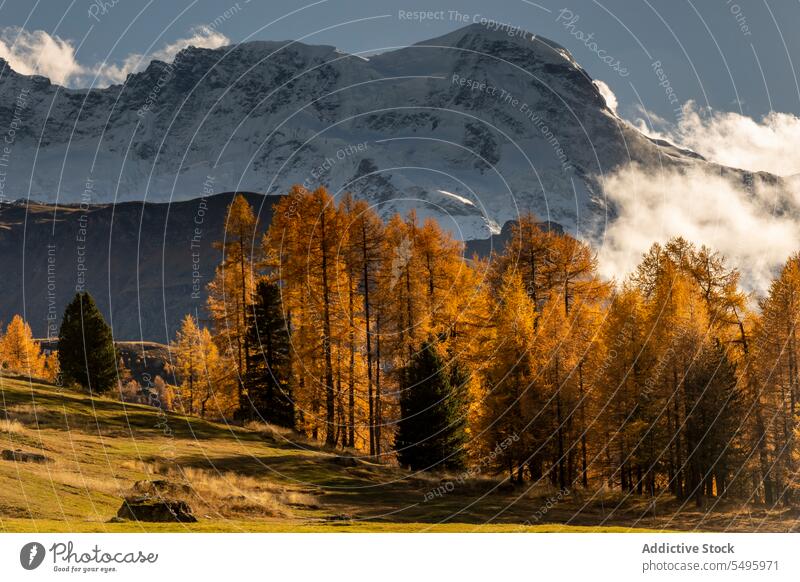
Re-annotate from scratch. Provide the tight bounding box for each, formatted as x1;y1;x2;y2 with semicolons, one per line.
598;164;800;294
0;26;229;87
596;98;800;294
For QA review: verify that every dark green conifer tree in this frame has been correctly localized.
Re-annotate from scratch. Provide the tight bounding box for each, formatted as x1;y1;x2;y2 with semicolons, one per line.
396;340;469;471
684;341;742;506
245;279;295;428
58;292;117;393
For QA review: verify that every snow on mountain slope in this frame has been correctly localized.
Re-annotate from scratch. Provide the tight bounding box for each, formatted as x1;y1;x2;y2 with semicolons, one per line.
0;23;778;240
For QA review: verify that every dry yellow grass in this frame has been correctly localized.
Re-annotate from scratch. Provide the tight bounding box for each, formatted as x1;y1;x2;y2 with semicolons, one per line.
4;403;42;428
172;467;287;518
243;421;296;440
280;491;320;508
119;462;319;519
0;418;26;434
32;467;129;497
243;421;371;460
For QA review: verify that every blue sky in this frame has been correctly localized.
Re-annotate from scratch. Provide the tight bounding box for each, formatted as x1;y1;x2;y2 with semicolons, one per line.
0;0;798;122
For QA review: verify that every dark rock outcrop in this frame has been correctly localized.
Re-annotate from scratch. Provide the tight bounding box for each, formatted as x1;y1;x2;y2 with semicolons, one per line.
116;496;197;523
1;449;52;463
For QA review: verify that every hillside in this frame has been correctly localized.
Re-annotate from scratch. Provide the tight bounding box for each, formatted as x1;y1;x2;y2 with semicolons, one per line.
0;192;278;342
0;376;795;533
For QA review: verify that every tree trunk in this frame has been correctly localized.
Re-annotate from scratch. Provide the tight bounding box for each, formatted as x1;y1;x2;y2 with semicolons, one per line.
320;210;336;446
362;226;375;456
239;227;251;412
375;312;382;457
347;273;356;448
579;362;588;488
754;394;774;504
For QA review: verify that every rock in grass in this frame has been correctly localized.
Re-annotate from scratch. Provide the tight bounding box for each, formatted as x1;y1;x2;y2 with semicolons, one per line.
116;496;197;523
327;513;353;522
1;449;52;464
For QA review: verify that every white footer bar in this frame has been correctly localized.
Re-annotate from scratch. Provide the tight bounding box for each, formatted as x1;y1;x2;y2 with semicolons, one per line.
1;533;797;581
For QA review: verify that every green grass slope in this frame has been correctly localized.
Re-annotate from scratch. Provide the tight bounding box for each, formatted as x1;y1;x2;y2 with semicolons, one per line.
0;377;791;533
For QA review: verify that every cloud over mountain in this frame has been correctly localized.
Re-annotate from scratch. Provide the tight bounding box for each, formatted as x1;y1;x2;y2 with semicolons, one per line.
598;164;800;293
0;25;229;87
635;101;800;176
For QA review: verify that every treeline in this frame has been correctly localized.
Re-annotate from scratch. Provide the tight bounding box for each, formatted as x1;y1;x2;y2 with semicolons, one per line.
39;186;799;508
0;293;127;393
196;188;487;457
183;187;799;507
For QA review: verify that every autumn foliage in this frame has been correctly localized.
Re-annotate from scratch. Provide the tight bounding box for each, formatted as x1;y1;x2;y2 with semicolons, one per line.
21;186;795;509
0;315;48;379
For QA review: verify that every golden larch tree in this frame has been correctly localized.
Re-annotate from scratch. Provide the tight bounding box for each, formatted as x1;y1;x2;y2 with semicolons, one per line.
1;315;46;378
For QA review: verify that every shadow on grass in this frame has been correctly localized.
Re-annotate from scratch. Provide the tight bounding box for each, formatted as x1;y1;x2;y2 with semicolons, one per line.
169;452;591;526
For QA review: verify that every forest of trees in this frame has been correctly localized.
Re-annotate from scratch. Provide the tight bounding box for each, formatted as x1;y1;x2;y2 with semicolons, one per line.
189;187;800;507
3;186;799;509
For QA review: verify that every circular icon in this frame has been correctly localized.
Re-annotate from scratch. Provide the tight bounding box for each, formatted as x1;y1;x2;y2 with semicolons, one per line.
20;542;46;570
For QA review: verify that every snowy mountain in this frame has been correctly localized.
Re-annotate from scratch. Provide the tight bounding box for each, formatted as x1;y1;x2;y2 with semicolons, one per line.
0;23;757;241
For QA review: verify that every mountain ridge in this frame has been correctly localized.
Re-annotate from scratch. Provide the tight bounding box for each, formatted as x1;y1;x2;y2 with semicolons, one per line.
0;23;750;241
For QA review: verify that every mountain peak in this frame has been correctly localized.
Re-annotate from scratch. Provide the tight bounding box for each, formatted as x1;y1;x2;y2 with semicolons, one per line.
172;38;341;65
414;23;580;68
0;21;719;246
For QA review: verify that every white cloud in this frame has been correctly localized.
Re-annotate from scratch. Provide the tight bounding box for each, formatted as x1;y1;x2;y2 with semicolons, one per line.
0;25;229;88
635;101;800;176
598;164;800;293
593;79;618;114
0;27;84;86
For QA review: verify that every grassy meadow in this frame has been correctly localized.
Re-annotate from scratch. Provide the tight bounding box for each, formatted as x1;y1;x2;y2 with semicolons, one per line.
0;376;793;533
